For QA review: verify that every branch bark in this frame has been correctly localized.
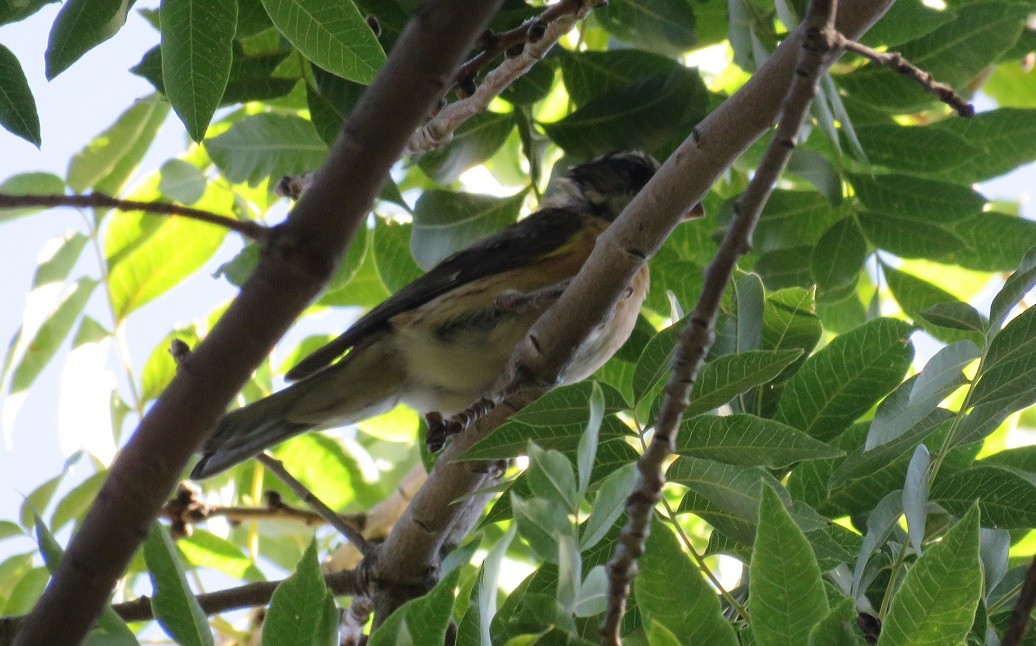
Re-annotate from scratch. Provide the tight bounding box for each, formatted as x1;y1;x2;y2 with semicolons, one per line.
600;0;841;636
11;1;502;642
367;0;894;624
0;192;268;241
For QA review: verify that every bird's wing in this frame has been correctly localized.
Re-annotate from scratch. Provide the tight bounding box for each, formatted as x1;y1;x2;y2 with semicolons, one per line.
285;207;586;381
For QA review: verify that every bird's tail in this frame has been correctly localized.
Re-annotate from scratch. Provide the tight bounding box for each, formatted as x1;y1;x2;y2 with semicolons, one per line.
190;385;314;479
191;334;404;479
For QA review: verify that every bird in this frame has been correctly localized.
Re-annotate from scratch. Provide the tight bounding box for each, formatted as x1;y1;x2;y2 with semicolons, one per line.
191;151;688;479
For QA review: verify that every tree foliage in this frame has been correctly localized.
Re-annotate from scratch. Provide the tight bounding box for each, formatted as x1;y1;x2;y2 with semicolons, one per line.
1;0;1035;643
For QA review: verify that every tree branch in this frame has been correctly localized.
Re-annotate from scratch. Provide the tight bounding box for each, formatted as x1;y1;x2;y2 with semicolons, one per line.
0;192;269;242
11;1;503;642
0;568;365;637
160;481;328;538
367;0;895;626
255;453;371;555
404;0;597;155
838;38;975;117
600;0;841;637
1004;553;1036;646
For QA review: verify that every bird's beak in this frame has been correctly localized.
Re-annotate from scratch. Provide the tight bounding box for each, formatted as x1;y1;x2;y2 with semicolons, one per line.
683;202;706;221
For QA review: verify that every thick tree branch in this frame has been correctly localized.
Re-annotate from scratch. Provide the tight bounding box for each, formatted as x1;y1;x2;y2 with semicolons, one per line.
0;192;269;241
0;568;364;637
11;1;502;642
255;453;371;554
839;38;975;116
600;0;841;638
368;0;895;625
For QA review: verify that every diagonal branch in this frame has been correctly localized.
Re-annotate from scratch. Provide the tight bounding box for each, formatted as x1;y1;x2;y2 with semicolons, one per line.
1004;553;1036;646
0;192;269;241
11;1;503;642
368;0;895;628
600;0;842;638
839;38;975;116
255;453;372;555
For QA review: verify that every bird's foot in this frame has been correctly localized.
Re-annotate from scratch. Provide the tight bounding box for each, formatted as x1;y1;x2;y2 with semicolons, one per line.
425;395;500;452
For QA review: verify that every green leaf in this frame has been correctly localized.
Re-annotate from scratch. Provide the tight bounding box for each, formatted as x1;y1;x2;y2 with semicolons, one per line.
753;190;842;252
595;0;697;56
919;302;987;333
811;217;867;293
0;0;60;26
843;3;1025;113
370;569;461;645
689;349;805;416
580;463;637;550
50;469;108;532
67;96;170;193
858;210;966;260
411;189;524;270
8;277;97;394
990;245;1036;331
3;567;48;615
0;520;22;541
970;307;1036;409
107;209;227;321
264;539;338;646
274;433;380;510
143;523;213;646
676;414;843;468
158;159;206;204
878;505;981;646
670;457;783;544
750;485;829;646
542;66;708;158
952;213;1036;272
932;465;1036;529
511;494;567;563
0;172;66;221
637;519;738;645
45;0;133;79
160;0;237;141
559;49;678;107
0;44;40;146
577;382;605;494
140;327;200;403
178;529;264;581
259;0;385;84
808;596;862;646
205;113;328;186
418;111;514;184
849;173;985;223
853;123;979;175
930;108;1036;185
526;444;578;514
775;318;914;440
903;444;930;555
761;287;823;379
860;0;955;48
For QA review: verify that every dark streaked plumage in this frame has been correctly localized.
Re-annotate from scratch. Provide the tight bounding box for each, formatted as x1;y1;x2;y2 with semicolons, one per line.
191;152;660;479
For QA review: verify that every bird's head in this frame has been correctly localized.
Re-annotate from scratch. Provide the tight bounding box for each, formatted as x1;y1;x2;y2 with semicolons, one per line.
559;151;661;221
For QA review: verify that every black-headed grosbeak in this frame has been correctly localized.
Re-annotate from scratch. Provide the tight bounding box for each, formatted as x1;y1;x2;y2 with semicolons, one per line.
192;151;677;479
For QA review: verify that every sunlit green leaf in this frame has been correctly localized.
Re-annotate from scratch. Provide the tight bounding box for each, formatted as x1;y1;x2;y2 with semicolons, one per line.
205;113;328;186
264;539;338;646
143;523;213;646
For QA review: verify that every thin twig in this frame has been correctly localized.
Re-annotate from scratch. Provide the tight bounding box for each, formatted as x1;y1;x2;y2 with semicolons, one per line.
403;0;598;155
599;0;841;640
160;481;328;538
0;568;364;634
1004;553;1036;646
839;38;975;117
255;453;373;556
0;192;269;242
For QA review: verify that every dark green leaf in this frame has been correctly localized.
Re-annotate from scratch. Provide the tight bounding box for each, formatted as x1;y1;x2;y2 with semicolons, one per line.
45;0;133;79
559;49;677;107
930;108;1036;185
990;245;1036;331
371;218;422;292
205;113;328;186
752;190;842;252
849;173;985;223
811;217;867;293
0;0;59;26
0;44;40;146
160;0;237;141
259;0;385;84
970;306;1036;409
750;485;829;646
637;519;738;645
882;264;978;343
595;0;697;56
808;596;862;646
264;539;338;646
860;0;955;47
952;212;1036;272
919;303;987;333
143;523;213;646
542;67;708;158
775;318;914;440
858;211;966;260
853;123;979;175
877;505;981;645
418;112;514;184
676;414;843;468
411;189;524;269
933;466;1036;529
